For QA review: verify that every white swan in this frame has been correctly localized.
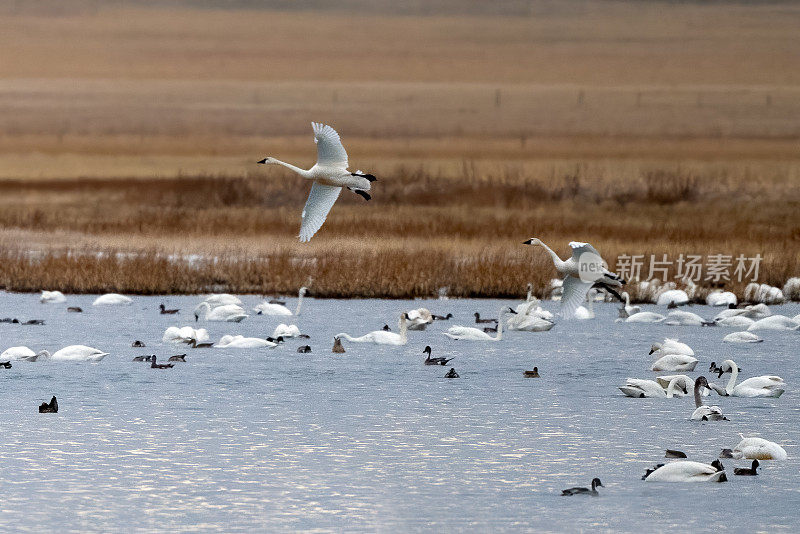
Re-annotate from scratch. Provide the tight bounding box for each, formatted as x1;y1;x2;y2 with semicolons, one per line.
715;315;754;328
717;359;785;397
92;293;132;306
706;290;737;307
723;436;787;460
574;289;596;320
643;461;727;482
0;346;51;361
194;302;248;322
651;354;698;372
747;315;799;331
445;307;511;340
162;326;210;344
337;313;409;345
620;291;641;316
745;282;784;304
784;277;800;301
618;375;688;398
40;290;66;304
654;375;701;397
656;289;689;307
257;122;374;242
51;345;108;362
507;313;554;332
664;310;712;326
624;311;666;323
215;335;281;349
202;293;243;307
272;324;304;338
406;308;434;331
690;376;726;421
650;338;694;356
523;238;624;319
253;287;307;316
723;331;763;343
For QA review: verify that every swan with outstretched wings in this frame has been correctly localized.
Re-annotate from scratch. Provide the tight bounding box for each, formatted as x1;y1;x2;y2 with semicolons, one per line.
258;122;376;242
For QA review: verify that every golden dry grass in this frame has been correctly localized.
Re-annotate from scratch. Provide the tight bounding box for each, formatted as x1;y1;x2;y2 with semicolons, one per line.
0;3;798;299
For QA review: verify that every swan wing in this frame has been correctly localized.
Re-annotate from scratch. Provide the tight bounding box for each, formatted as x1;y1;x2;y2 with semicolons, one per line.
299;182;342;242
568;241;601;260
560;276;593;319
312;122;348;167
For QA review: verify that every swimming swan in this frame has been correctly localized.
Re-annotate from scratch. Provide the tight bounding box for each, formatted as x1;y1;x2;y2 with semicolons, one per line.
92;293;132;306
643;460;727;482
618;375;688;398
162;326;210;344
723;331;763;343
0;346;51;361
664;310;713;326
194;303;248;322
445;307;513;340
215;335;282;349
337;313;409;345
715;315;755;328
706;290;737;307
651;354;698;372
620;291;641;316
257;122;375;242
721;435;787;461
523;238;624;319
747;315;800;332
690;376;727;421
624;311;666;323
253;287;307;316
406;308;434;330
40;290;66;304
272;324;308;339
717;360;785;397
649;338;694;356
51;345;108;362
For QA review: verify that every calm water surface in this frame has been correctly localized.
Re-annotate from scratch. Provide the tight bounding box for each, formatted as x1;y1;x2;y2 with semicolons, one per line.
0;293;798;532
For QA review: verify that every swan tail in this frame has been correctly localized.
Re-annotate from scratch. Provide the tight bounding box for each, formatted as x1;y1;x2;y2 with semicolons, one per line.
352;171;377;182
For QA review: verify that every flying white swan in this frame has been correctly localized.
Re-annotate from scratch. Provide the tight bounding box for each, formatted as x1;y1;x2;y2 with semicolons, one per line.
51;345;108;362
721;435;787;461
723;331;763;343
624;311;666;323
336;313;409;345
706;290;737;307
523;238;624;319
406;308;434;331
664;310;712;326
40;290;66;304
690;376;726;421
194;302;248;322
747;315;799;331
92;293;132;306
257;122;375;242
215;335;281;349
618;375;688;398
445;307;512;340
716;360;785;397
643;460;727;482
0;346;51;361
253;287;307;316
162;326;210;344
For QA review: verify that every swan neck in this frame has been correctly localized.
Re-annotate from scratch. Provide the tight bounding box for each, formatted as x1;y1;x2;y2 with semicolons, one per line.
693;381;703;408
272;158;312;178
295;290;304;315
725;362;738;394
399;314;408;343
495;307;505;340
665;376;682;398
526;285;533;302
538;241;565;270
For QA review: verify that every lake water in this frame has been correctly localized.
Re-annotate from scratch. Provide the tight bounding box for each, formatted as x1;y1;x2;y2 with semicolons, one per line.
0;292;797;532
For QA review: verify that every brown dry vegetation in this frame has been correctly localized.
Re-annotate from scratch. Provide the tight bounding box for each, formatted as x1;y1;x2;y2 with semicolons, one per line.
0;2;798;299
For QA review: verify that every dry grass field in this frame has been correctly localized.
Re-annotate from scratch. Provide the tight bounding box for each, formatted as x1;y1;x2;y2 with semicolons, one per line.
0;1;798;299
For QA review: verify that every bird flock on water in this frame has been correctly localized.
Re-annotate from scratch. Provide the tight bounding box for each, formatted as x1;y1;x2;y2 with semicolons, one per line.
4;123;797;496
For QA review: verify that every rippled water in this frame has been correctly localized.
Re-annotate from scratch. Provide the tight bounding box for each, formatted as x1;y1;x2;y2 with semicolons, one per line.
1;293;798;532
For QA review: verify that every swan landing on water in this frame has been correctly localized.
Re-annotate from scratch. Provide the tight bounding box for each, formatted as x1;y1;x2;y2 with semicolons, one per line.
258;122;376;242
523;239;625;319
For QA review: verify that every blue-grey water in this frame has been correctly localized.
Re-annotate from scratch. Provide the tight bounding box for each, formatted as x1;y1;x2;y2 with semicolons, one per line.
0;292;798;532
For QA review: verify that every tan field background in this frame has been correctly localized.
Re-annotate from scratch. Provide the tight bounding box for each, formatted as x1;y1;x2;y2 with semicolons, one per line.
0;1;799;299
